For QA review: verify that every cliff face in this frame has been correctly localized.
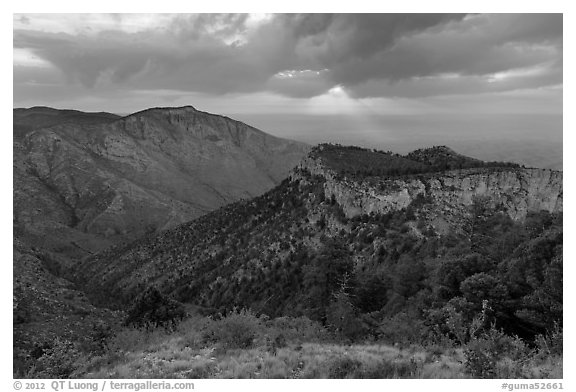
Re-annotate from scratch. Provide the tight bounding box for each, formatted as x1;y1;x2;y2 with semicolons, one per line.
295;154;562;230
14;106;309;259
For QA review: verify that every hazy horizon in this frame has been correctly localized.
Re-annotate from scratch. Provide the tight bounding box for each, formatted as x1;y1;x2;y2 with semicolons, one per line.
13;103;562;170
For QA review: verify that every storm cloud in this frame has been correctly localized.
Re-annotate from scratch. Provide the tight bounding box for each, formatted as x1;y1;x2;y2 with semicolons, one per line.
13;13;562;101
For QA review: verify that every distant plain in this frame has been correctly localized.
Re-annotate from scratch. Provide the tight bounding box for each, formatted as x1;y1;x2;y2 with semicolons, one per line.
237;113;562;170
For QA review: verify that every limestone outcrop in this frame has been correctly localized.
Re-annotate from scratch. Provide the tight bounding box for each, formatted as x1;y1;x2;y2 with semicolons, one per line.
294;154;562;230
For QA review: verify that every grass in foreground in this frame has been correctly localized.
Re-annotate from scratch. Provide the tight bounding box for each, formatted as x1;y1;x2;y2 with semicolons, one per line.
26;310;562;379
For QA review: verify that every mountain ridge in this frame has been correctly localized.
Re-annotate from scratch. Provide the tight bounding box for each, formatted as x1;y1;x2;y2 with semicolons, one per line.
73;144;562;314
14;106;309;260
13;107;121;140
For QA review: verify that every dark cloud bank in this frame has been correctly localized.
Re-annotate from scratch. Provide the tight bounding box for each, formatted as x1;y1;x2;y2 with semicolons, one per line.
14;13;562;100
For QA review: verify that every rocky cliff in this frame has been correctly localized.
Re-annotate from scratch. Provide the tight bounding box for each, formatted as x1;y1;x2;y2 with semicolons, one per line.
294;151;562;232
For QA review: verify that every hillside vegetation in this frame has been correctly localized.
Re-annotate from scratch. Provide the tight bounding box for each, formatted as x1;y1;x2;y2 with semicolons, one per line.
18;144;562;379
23;307;561;379
312;144;520;181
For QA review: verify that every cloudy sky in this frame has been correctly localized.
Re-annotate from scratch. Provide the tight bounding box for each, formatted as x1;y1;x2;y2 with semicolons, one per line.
13;13;563;167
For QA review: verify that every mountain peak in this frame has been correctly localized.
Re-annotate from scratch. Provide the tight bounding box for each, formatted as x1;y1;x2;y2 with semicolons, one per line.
118;105;304;150
124;105;197;120
407;145;468;160
138;105;197;114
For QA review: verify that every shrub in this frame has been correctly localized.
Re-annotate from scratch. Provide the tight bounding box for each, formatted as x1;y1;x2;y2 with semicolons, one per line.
178;316;212;349
443;300;473;344
535;322;563;357
464;340;496;379
124;286;186;328
268;316;328;342
326;292;366;341
28;338;81;378
83;322;114;355
266;333;287;355
203;308;263;349
376;312;426;346
464;325;530;378
106;327;168;354
494;358;528;379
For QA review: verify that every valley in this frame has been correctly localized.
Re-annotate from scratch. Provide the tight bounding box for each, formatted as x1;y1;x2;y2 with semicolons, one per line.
13;108;563;379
